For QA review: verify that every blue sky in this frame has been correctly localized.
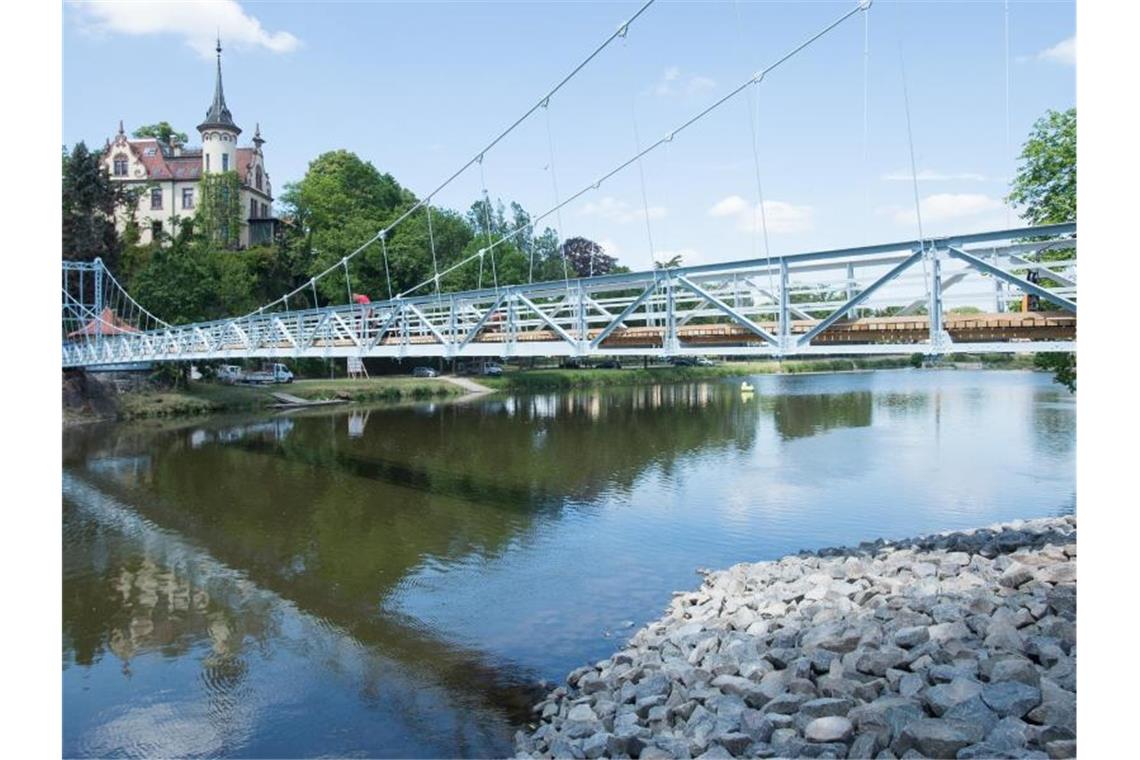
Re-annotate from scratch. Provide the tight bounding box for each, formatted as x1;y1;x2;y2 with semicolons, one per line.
63;0;1074;270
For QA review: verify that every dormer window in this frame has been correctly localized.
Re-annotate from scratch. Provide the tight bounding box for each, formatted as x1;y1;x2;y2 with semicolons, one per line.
113;155;128;176
144;147;157;156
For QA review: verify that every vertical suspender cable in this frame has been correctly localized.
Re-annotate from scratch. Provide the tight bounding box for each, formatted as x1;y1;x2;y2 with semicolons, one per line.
543;102;572;287
379;233;394;302
478;156;499;291
1003;0;1011;228
900;46;931;302
426;203;442;304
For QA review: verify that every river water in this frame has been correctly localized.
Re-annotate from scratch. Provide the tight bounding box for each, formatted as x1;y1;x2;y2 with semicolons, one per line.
62;369;1074;757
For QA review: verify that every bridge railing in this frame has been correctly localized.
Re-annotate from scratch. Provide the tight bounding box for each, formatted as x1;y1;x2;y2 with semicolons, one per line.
62;222;1075;367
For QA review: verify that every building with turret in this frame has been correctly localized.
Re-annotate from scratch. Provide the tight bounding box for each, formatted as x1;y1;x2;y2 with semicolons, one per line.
103;39;276;248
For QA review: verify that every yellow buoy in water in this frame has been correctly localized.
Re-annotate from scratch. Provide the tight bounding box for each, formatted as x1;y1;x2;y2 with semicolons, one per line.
740;381;754;393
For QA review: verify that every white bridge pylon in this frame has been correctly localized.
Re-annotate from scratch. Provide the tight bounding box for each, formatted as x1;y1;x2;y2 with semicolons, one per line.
61;223;1075;369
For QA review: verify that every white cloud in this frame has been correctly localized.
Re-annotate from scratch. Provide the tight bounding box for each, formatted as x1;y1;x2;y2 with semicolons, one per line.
597;239;622;258
654;67;717;97
882;169;989;182
879;193;1004;225
71;0;300;59
1037;36;1076;66
580;197;666;224
708;194;814;234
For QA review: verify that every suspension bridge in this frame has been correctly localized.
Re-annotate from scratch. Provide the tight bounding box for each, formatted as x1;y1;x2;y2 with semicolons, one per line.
61;1;1076;370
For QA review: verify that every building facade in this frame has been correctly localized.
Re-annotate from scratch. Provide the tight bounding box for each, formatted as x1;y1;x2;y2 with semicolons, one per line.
103;40;276;248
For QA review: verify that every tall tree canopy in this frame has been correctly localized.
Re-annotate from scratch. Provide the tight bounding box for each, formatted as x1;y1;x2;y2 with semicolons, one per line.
62;141;129;269
1007;108;1075;225
133;122;189;145
1008;108;1076;392
561;237;617;278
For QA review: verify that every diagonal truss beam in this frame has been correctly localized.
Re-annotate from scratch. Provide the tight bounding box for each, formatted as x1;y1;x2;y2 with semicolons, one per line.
947;247;1076;313
516;293;578;346
406;303;449;345
798;250;925;346
1005;254;1077;288
590;282;657;348
459;292;507;348
676;276;778;346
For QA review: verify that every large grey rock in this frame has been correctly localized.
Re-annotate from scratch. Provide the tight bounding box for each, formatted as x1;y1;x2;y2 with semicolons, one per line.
761;692;810;715
568;703;598;722
800;697;856;719
924;677;983;717
942;696;1000;736
891;719;985;758
986;717;1030;752
1026;679;1076;734
988;656;1041;687
805;716;855;743
892;626;930;649
981;681;1042;718
582;732;614;759
714;733;752;755
710;675;770;708
856;647;910;677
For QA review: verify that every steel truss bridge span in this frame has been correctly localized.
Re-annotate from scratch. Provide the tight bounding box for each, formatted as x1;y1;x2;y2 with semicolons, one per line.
62;223;1075;369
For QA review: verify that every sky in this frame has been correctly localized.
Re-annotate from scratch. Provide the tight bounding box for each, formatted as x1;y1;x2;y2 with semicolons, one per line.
62;0;1075;272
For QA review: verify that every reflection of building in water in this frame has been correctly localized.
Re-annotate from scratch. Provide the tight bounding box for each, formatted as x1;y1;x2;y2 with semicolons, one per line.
348;409;370;438
86;455;153;485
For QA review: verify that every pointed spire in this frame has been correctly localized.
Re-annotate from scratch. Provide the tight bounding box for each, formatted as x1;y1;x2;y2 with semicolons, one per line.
252;122;265;151
117;119;125;136
197;36;241;134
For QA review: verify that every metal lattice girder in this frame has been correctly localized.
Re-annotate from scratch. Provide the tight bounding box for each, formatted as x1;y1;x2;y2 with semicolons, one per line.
947;247;1076;313
797;250;925;346
675;276;779;346
62;223;1077;367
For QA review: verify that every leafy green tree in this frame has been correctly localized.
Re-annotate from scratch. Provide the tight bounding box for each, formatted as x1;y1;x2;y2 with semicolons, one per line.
62;141;130;268
131;236;213;323
198;172;243;249
1007;108;1076;392
132;122;189;145
1007;108;1075;226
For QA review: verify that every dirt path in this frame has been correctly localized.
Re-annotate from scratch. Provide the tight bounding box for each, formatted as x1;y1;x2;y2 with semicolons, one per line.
437;375;494;395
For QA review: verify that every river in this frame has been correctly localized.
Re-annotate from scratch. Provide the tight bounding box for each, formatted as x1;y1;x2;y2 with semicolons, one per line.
62;369;1074;757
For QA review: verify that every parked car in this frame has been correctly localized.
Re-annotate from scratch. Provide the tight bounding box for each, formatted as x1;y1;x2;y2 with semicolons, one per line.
241;363;294;384
412;366;439;378
596;359;622;369
694;357;717;367
669;357;697;367
561;357;590;369
482;363;504;377
217;365;243;384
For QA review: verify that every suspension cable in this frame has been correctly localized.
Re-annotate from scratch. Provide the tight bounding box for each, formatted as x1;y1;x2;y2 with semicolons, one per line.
631;100;658;271
478;156;499;291
395;1;869;300
543;101;572;287
380;232;394;301
899;44;932;302
426;203;441;301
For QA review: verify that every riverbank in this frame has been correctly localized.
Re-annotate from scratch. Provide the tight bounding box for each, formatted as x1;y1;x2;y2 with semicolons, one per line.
484;354;1036;393
65;375;466;423
517;516;1076;759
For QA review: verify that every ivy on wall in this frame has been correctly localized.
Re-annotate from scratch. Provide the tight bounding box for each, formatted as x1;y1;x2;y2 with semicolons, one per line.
198;171;242;248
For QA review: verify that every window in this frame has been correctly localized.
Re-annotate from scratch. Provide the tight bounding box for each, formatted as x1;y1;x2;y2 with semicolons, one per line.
144;147;157;156
256;166;263;191
222;153;229;171
261;202;269;218
150;188;163;210
205;154;210;172
151;221;163;238
113;155;128;176
182;188;194;209
250;198;258;219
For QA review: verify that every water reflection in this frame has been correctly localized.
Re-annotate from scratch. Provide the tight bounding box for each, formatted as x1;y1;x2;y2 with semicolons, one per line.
63;370;1075;758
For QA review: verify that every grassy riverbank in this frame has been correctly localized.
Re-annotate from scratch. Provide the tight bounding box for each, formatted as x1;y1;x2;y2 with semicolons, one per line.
480;357;910;392
115;377;464;420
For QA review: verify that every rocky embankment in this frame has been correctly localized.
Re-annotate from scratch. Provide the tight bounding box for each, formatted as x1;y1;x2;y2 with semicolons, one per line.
517;517;1076;759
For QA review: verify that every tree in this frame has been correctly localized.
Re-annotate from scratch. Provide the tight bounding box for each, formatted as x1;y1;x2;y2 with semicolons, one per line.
656;253;684;269
133;122;189;145
62;141;130;269
1008;108;1076;392
1007;108;1075;226
561;237;616;278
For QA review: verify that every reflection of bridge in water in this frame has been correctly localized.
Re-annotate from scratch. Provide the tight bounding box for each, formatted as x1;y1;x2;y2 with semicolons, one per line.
62;223;1075;368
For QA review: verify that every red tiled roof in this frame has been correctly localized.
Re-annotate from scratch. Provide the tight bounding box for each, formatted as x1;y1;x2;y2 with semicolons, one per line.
114;139;265;191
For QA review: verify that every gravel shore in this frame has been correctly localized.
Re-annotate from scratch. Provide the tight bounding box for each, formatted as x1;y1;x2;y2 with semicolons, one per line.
516;516;1076;759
